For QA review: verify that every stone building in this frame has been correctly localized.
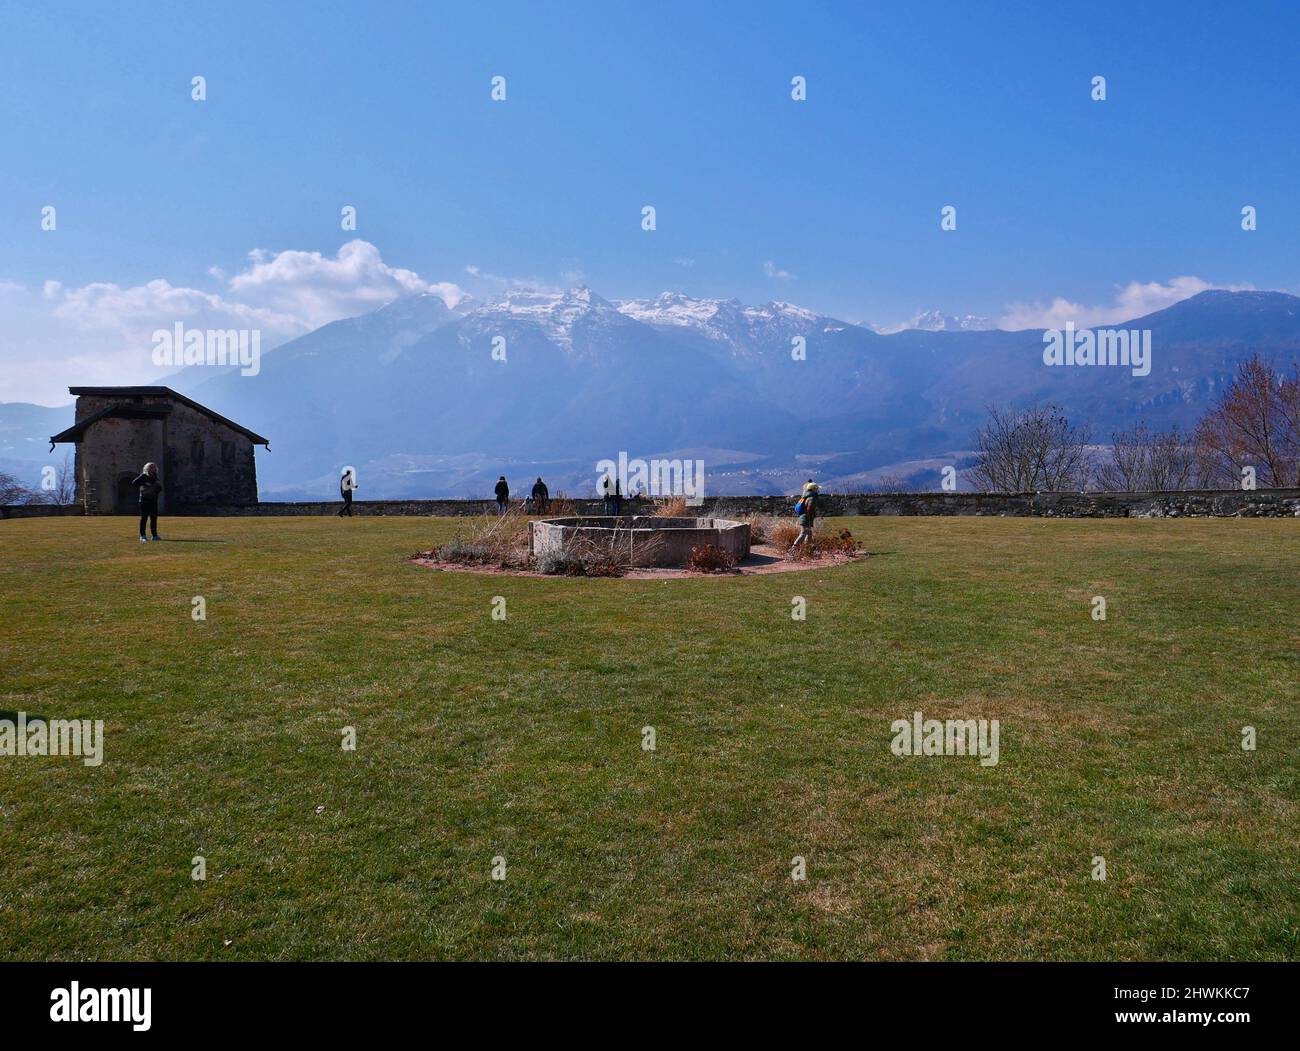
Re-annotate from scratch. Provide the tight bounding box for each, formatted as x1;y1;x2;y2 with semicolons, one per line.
50;386;269;513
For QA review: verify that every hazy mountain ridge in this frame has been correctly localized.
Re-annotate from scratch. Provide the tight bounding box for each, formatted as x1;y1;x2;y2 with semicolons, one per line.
4;289;1299;499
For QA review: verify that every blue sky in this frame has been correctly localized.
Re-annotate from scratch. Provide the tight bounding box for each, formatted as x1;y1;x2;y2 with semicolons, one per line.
3;0;1298;402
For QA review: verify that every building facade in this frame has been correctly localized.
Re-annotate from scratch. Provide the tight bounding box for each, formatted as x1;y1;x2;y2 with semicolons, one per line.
50;386;269;513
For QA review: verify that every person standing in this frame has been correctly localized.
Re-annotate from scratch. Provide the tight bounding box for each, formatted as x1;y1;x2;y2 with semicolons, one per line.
494;476;510;514
600;471;615;515
790;479;820;553
131;462;163;542
531;477;549;514
338;467;357;517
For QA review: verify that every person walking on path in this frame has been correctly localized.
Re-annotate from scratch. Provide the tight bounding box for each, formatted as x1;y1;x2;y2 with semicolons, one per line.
131;462;163;542
494;476;510;515
790;478;820;553
531;477;549;514
338;467;357;517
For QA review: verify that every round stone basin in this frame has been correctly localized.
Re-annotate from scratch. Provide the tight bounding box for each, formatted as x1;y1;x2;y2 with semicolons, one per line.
529;515;751;568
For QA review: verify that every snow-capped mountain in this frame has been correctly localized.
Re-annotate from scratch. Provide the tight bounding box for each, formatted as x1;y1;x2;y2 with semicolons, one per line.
7;288;1299;499
615;292;837;354
465;287;634;351
881;310;997;333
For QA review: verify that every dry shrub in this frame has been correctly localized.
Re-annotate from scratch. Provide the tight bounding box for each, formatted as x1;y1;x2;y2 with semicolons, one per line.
534;528;661;577
769;520;800;549
819;527;859;556
651;495;687;517
741;514;779;544
537;542;623;576
785;522;859;561
787;537;818;561
687;542;739;573
434;506;530;567
430;536;494;564
543;491;577;517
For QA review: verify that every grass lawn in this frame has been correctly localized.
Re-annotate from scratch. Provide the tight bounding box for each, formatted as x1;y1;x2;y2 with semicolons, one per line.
0;514;1296;961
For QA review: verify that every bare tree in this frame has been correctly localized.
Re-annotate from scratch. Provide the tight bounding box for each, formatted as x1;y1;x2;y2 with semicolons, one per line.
0;471;37;505
968;404;1091;492
48;452;77;505
1194;355;1300;488
1097;423;1197;491
1278;365;1300;480
868;472;909;493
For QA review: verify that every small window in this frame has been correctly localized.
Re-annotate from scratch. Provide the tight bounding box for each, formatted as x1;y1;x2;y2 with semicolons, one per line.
190;438;205;466
221;441;236;465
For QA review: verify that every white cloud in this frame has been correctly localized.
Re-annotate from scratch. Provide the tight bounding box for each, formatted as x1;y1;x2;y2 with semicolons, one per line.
230;239;465;318
763;260;796;282
462;262;562;295
997;276;1254;330
0;240;465;404
52;279;296;336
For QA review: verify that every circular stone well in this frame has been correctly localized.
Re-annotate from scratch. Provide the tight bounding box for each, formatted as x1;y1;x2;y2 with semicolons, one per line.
529;516;750;569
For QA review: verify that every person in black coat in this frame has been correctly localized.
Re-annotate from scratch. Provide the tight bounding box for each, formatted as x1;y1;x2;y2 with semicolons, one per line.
131;462;162;541
531;477;549;514
494;476;509;514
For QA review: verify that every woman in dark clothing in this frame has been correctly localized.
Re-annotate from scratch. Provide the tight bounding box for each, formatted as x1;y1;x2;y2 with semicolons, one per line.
131;462;162;542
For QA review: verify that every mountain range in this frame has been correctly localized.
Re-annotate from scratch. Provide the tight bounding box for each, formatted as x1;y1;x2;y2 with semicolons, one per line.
3;288;1299;499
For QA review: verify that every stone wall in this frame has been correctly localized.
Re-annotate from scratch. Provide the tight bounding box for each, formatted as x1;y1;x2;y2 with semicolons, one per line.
75;408;165;514
708;489;1300;518
0;504;85;519
6;489;1300;520
161;400;260;510
529;516;751;567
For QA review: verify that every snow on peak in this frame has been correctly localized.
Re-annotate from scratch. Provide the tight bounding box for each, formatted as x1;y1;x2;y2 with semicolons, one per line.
744;300;820;325
469;287;623;348
617;292;739;326
615;293;827;352
905;310;996;333
493;285;611;313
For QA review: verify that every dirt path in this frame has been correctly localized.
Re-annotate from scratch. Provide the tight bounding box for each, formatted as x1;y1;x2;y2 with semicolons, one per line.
410;543;863;579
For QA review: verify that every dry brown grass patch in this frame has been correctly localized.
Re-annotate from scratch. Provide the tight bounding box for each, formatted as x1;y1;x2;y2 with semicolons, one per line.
686;542;739;573
651;495;688;517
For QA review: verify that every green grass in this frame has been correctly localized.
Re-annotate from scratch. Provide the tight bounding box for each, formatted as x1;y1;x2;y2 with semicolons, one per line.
1;514;1297;961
